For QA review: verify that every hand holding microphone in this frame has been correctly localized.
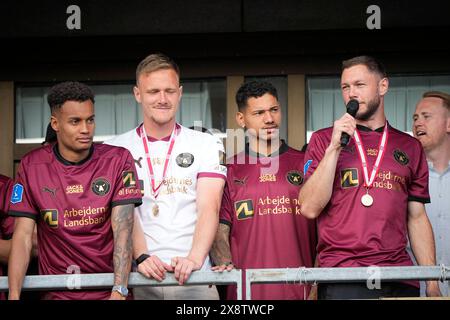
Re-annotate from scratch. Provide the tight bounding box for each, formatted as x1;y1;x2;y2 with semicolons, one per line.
340;99;359;147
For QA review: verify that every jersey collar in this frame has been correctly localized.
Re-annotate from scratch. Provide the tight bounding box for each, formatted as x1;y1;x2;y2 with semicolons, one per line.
356;121;390;133
53;143;94;166
245;139;289;158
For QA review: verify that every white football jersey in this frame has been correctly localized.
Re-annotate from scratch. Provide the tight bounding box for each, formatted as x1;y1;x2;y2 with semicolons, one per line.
105;124;226;269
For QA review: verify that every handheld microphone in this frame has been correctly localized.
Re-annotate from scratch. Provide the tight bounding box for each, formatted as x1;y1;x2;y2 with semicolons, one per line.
340;99;359;147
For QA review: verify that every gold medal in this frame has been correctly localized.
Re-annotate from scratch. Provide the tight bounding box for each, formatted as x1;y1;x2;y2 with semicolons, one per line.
152;204;159;216
361;193;374;207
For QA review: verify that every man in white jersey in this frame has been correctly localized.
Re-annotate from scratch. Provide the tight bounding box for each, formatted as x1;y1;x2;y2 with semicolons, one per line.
106;53;226;299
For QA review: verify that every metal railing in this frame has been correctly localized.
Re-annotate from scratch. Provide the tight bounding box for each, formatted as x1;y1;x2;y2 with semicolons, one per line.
0;270;243;300
1;266;449;300
245;265;450;300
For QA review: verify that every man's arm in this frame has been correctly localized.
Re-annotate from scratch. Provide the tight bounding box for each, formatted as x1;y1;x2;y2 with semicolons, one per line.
299;113;356;219
407;201;441;297
132;212;172;281
210;223;234;272
110;203;134;300
171;177;225;285
8;217;36;300
0;239;11;263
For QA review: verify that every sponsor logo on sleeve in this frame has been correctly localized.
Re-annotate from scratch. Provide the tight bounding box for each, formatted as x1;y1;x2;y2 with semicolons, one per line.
286;170;303;186
340;168;359;188
235;199;254;220
303;160;313;176
40;209;58;228
176;153;195;168
91;178;111;196
11;183;24;204
393;149;409;166
122;171;137;188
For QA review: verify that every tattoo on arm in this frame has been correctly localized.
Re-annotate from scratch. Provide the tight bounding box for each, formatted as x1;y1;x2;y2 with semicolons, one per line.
111;204;134;286
210;223;232;265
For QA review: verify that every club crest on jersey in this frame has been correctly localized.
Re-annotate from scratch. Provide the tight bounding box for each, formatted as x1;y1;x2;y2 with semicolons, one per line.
91;178;111;196
122;171;137;188
393;149;409;166
11;183;23;204
235;199;254;220
340;168;359;188
286;170;303;186
40;209;58;228
176;153;194;168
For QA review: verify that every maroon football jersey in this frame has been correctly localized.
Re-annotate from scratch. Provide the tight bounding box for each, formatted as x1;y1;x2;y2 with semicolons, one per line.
1;174;14;299
9;144;142;300
304;123;429;287
221;142;317;300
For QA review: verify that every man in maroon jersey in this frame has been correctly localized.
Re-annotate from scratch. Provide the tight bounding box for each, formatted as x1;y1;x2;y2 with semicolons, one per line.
299;56;441;299
8;81;142;300
210;80;317;300
0;174;14;300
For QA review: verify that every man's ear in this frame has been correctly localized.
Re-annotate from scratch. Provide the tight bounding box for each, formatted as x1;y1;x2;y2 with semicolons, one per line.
378;77;389;97
236;112;245;128
133;85;142;104
50;115;59;132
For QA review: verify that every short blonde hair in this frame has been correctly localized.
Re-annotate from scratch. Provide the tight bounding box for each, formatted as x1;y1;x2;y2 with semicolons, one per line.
422;91;450;112
135;53;180;84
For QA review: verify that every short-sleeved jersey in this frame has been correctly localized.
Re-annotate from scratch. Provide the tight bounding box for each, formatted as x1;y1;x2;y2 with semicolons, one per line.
304;123;429;287
9;143;142;300
1;174;14;299
220;142;317;300
105;124;226;269
1;174;14;239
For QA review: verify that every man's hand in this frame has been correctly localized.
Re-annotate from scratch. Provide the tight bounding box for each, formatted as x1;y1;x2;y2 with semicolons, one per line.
109;291;126;300
330;113;356;150
426;281;442;297
171;256;202;285
211;262;234;273
137;255;173;282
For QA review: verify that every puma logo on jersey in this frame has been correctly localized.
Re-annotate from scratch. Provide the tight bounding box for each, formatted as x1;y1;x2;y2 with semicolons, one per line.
134;157;143;168
233;177;247;185
42;186;57;197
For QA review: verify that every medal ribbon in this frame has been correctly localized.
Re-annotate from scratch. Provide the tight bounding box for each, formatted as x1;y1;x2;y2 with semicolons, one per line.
140;124;177;200
353;123;389;189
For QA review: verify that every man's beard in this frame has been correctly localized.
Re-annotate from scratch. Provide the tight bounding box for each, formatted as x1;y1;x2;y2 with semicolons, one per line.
355;96;380;121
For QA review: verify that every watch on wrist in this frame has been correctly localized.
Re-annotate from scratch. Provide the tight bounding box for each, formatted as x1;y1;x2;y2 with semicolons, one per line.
136;253;150;265
112;285;129;297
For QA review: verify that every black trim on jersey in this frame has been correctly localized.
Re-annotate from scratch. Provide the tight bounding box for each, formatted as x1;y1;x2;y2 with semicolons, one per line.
8;211;37;220
53;143;94;166
219;219;232;227
356;122;390;133
245;139;289;158
111;198;143;208
408;196;431;204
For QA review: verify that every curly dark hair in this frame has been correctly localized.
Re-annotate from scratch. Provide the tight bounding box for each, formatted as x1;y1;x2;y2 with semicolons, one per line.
47;81;95;113
235;80;278;111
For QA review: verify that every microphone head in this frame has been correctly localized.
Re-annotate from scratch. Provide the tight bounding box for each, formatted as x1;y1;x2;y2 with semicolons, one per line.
346;99;359;117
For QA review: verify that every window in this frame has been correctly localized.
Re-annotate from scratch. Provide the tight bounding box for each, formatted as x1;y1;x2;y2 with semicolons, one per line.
306;74;450;141
15;79;227;143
